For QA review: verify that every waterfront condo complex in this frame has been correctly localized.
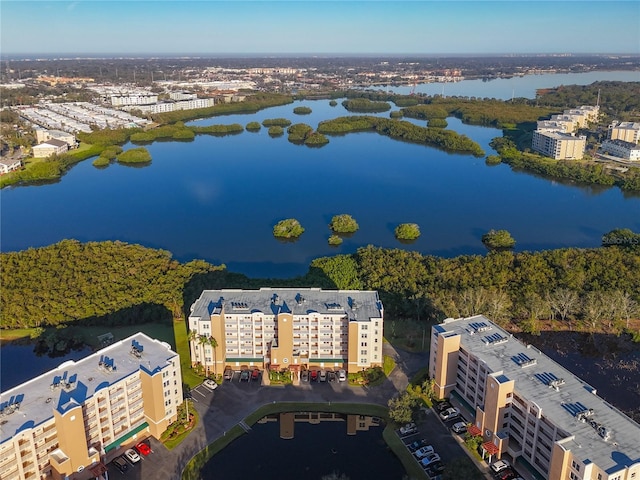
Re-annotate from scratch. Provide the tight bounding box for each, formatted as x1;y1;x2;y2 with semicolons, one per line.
430;315;640;480
0;333;182;480
188;288;384;376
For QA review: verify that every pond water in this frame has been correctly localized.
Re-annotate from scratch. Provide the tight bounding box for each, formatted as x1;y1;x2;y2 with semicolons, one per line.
1;75;639;278
200;412;405;480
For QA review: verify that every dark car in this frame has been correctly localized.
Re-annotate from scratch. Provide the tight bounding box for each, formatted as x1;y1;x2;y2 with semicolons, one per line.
240;369;250;382
425;461;445;476
310;370;318;382
435;400;452;412
112;456;129;473
328;371;336;382
408;439;428;452
251;369;260;381
224;368;233;381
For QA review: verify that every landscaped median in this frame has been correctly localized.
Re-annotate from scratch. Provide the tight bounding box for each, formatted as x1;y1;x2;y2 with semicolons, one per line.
180;402;422;480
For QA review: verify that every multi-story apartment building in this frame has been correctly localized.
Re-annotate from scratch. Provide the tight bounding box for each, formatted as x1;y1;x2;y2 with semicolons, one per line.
531;130;586;160
188;288;384;375
608;121;640;144
430;315;640;480
600;139;640;161
0;333;182;480
110;93;158;107
131;98;215;114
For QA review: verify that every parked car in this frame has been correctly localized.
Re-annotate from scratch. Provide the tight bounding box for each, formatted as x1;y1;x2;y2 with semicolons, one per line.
319;369;327;382
203;379;218;391
224;368;233;381
439;407;460;421
328;371;336;382
496;469;517;480
407;439;428;452
420;452;441;467
399;422;417;435
251;369;260;381
134;441;151;456
124;448;140;464
338;369;347;382
310;370;318;382
425;460;445;476
414;445;435;459
301;370;309;382
451;421;467;434
112;456;129;473
239;369;250;382
490;459;511;474
435;400;452;412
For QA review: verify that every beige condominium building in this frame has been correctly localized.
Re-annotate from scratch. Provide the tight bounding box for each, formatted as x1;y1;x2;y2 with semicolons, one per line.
531;130;586;160
0;333;182;480
430;315;640;480
608;121;640;144
188;288;384;376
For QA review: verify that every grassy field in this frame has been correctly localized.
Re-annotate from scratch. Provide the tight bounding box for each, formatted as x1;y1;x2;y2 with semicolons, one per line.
172;318;204;389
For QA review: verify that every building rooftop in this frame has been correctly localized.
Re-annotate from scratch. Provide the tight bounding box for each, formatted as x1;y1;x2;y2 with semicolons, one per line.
439;315;640;474
534;130;584;141
602;138;640;150
0;332;178;445
190;288;383;323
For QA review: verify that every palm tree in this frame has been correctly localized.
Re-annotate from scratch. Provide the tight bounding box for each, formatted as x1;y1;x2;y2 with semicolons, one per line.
198;335;208;374
208;336;218;377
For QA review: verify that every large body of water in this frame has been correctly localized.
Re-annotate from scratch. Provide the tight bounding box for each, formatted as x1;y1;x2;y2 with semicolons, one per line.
1;71;639;278
377;70;640;99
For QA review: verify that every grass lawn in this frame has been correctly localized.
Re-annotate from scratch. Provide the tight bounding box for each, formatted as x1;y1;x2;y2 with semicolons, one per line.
162;402;200;450
384;319;432;352
173;318;204;389
0;328;37;343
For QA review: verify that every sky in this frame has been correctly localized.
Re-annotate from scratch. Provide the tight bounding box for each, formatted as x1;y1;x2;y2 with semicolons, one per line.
1;1;639;56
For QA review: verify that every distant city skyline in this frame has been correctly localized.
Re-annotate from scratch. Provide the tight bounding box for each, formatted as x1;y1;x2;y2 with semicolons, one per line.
1;1;639;57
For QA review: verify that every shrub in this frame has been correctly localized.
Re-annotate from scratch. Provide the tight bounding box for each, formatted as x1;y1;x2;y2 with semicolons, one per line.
329;100;337;106
485;155;502;166
273;218;305;239
304;132;329;146
427;118;448;129
328;235;343;246
329;214;359;234
268;126;284;137
481;229;516;251
246;121;261;131
92;157;110;168
395;223;421;240
390;110;404;119
116;147;152;164
293;106;312;115
262;118;292;127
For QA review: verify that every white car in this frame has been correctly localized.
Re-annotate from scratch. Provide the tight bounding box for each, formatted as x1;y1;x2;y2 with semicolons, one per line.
490;459;510;473
203;379;218;391
399;422;417;435
451;421;467;434
124;448;140;464
414;445;435;459
338;369;347;382
439;407;460;421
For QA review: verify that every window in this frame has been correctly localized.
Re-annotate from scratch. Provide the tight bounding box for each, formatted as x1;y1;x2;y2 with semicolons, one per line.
361;350;367;355
361;333;368;339
361;325;368;330
361;342;367;347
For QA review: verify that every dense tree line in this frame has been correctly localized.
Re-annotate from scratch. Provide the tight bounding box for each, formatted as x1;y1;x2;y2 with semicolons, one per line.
318;116;485;156
0;240;222;329
309;245;640;336
3;240;637;340
342;98;391;112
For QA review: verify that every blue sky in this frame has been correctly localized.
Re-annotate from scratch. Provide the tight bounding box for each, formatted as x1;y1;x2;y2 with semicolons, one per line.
1;1;639;56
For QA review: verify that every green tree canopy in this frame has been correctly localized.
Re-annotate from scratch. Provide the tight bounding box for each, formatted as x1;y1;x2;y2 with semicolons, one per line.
329;214;359;234
272;218;305;239
395;223;421;240
482;229;516;251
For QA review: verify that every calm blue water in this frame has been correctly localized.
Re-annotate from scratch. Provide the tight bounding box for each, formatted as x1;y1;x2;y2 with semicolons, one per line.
2;76;639;278
373;70;640;99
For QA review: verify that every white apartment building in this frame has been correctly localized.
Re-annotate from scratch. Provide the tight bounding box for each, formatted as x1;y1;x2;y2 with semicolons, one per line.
110;94;158;107
130;98;215;114
32;139;69;158
0;333;182;480
430;315;640;480
600;139;640;161
188;288;384;376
